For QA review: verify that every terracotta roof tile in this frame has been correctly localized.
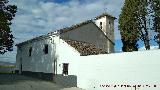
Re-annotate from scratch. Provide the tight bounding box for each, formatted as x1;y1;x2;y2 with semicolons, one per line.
64;39;107;56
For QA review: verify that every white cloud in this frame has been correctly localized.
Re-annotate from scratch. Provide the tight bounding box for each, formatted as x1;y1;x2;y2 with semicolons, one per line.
0;0;125;62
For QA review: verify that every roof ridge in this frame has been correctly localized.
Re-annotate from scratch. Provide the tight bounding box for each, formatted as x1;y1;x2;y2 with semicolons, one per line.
16;32;58;46
16;20;93;46
16;13;116;46
57;20;93;34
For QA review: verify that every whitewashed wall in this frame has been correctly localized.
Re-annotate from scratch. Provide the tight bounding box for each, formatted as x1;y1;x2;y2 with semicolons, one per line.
76;50;160;90
51;39;80;86
95;16;114;42
16;35;59;73
57;49;160;90
56;39;80;75
95;16;108;35
16;36;160;90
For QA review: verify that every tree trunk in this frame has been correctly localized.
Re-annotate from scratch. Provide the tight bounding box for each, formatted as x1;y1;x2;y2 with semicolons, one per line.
143;17;150;50
144;34;150;50
139;27;150;50
158;33;160;49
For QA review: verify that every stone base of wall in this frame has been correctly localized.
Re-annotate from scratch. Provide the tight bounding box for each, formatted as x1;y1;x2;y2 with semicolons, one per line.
53;74;77;87
21;71;77;87
22;71;54;80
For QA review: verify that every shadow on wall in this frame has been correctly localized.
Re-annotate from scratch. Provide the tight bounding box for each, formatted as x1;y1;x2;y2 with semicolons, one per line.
33;41;54;73
22;39;57;73
53;74;77;87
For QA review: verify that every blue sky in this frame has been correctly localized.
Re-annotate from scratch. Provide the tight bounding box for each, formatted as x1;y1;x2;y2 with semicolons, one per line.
0;0;141;62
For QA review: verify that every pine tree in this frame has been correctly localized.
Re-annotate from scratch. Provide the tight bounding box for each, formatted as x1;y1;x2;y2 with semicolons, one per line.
119;0;152;52
119;0;140;52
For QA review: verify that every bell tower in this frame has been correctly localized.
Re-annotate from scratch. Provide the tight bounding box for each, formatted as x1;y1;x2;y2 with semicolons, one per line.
95;13;116;53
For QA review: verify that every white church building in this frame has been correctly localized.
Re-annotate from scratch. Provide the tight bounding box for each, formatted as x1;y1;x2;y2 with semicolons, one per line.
16;13;160;90
16;13;116;76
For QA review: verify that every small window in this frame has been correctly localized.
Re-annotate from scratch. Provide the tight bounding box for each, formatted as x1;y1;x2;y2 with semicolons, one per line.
109;21;112;29
63;63;69;76
100;22;103;29
44;44;48;54
29;47;32;57
100;22;102;25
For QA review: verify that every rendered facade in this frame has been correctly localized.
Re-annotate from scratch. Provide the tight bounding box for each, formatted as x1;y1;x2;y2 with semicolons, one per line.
16;13;116;87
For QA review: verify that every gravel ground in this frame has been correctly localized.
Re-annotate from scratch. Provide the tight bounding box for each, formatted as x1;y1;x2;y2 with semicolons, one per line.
0;74;83;90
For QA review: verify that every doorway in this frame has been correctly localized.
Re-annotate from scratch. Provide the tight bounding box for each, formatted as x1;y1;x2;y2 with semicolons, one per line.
62;63;69;76
19;58;22;74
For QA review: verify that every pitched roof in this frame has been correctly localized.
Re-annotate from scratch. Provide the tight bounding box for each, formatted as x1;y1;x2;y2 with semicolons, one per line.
16;20;92;46
58;20;93;34
95;13;116;20
16;13;116;46
15;32;58;46
64;39;107;56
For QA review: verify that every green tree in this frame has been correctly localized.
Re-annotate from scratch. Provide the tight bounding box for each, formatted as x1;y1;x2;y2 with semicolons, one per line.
135;0;151;50
119;0;153;52
119;0;140;52
151;0;160;49
0;0;17;54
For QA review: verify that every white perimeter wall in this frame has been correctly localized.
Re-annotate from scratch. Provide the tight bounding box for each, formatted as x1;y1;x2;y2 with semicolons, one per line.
56;39;80;75
58;49;160;90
